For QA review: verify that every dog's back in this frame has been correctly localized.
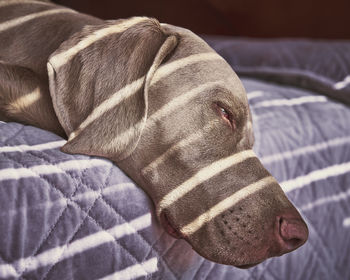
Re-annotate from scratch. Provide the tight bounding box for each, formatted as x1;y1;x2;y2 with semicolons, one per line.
0;0;100;135
0;0;100;74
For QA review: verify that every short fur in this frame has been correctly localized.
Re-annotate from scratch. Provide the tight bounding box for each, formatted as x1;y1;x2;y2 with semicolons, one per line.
0;0;308;267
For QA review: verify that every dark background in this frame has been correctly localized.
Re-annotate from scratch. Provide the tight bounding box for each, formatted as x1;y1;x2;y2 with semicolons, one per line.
55;0;350;39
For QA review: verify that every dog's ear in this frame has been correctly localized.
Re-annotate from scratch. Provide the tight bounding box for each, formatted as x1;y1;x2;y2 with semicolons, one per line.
47;17;178;160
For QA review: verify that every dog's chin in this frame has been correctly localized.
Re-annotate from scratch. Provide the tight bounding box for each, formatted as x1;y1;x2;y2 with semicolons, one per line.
160;212;183;239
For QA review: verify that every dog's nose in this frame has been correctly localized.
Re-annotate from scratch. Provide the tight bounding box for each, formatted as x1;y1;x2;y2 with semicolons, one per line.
276;210;309;254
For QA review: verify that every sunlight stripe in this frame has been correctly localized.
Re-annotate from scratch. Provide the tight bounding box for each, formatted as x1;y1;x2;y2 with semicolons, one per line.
0;159;111;181
148;81;222;126
9;87;41;109
70;53;224;141
301;188;350;211
343;217;350;227
0;264;18;278
159;149;257;211
247;90;264;100
1;182;136;218
253;95;327;108
49;17;147;68
0;168;36;181
0;140;66;153
0;213;151;275
50;158;110;172
0;8;76;32
102;182;136;194
334;75;350;90
105;81;223;152
1;198;68;219
151;52;224;86
281;162;350;192
143;121;216;173
181;176;275;235
99;257;158;280
0;0;52;8
68;77;144;140
74;183;137;202
261;136;350;165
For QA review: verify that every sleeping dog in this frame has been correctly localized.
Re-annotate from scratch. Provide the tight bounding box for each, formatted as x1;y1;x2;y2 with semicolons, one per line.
0;0;308;268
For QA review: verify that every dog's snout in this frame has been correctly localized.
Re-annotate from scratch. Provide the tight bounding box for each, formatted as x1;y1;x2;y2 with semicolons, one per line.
276;210;309;254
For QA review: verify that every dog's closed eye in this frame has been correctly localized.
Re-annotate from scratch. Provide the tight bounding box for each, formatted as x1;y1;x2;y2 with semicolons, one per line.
216;103;236;130
219;107;230;120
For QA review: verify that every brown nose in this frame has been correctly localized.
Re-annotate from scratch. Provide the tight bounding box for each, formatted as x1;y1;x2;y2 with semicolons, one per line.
276;210;309;254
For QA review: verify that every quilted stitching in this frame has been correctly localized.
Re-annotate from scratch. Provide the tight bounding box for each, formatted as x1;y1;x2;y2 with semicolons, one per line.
0;132;177;279
100;194;177;279
0;153;83;277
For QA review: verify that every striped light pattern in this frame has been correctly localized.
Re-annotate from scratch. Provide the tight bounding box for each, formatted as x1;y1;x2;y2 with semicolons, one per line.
9;87;41;110
281;161;350;192
252;95;327;108
0;264;18;279
301;188;350;211
0;0;52;8
334;75;350;90
343;217;350;228
49;17;148;69
0;8;76;32
68;77;145;140
159;149;257;211
261;136;350;165
143;121;216;173
247;90;264;100
99;257;158;280
0;158;111;181
104;81;224;152
0;140;66;153
68;52;223;141
0;213;152;278
151;52;224;86
146;81;223;127
181;176;275;235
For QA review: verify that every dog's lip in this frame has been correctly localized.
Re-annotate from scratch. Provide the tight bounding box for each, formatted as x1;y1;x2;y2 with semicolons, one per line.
160;212;183;239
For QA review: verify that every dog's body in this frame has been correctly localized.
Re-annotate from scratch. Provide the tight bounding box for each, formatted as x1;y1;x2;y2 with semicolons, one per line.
0;0;101;135
0;0;308;267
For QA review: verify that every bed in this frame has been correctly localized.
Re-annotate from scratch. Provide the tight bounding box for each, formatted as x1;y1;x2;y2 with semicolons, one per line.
0;37;349;279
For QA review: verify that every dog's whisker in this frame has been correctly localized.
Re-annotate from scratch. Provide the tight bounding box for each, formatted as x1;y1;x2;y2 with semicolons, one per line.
49;17;149;69
180;176;275;235
151;52;225;86
68;77;145;140
0;8;76;32
8;87;41;113
158;149;257;211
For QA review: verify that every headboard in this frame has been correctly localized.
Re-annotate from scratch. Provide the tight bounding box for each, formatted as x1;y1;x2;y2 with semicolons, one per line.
54;0;350;39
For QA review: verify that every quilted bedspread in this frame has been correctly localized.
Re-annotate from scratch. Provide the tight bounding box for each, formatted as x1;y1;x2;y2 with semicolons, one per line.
1;38;350;279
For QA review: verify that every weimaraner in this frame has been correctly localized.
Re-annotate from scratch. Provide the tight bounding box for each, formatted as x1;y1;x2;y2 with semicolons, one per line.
0;0;308;268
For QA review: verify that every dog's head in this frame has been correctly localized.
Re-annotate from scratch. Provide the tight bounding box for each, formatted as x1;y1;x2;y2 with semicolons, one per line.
47;17;308;267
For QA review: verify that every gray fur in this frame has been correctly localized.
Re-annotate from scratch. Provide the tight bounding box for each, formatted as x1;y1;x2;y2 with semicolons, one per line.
0;0;308;267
